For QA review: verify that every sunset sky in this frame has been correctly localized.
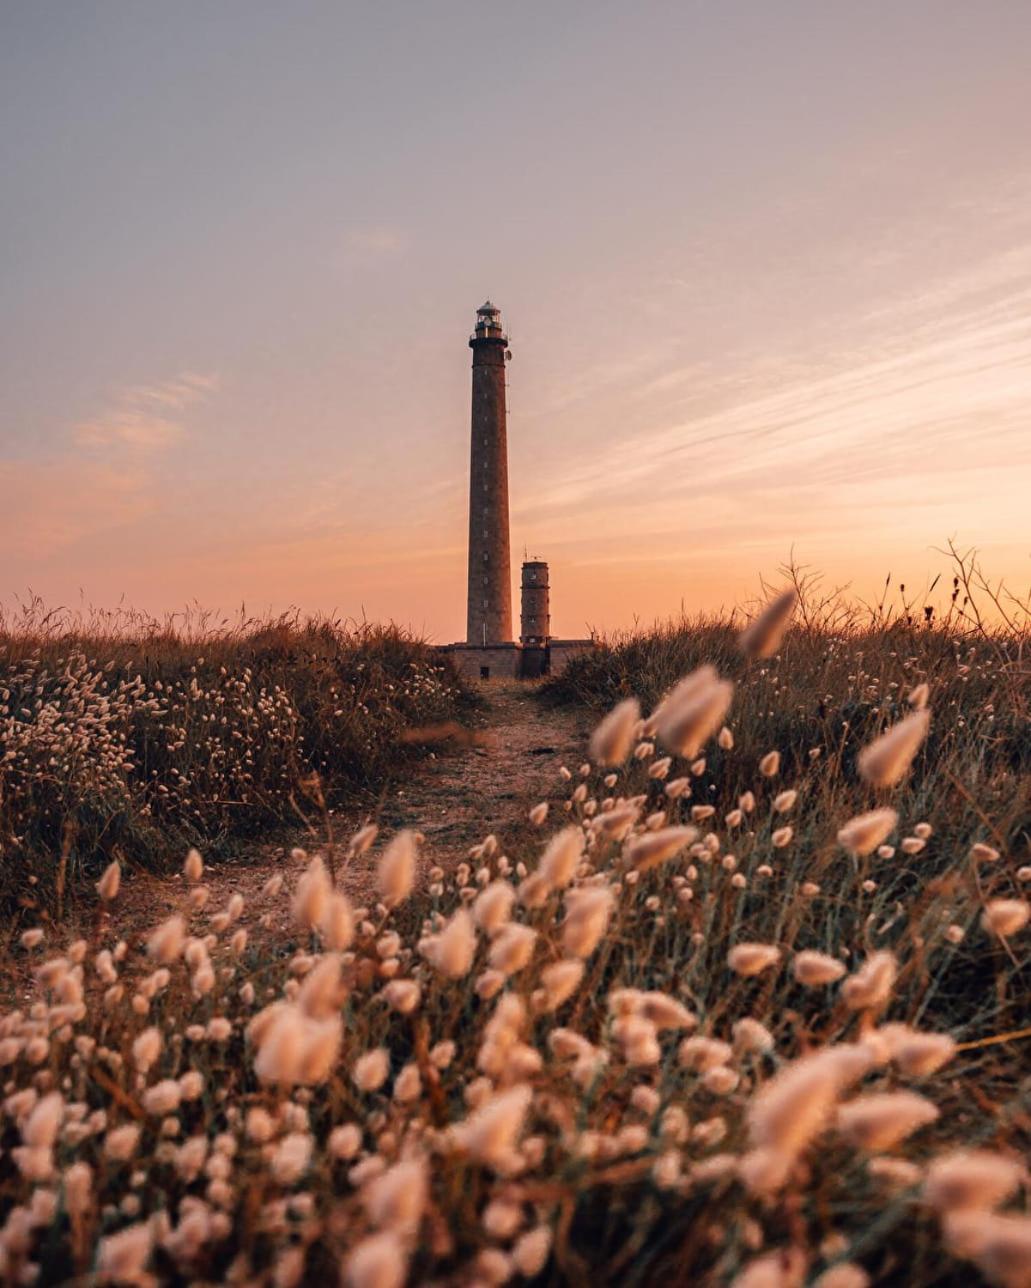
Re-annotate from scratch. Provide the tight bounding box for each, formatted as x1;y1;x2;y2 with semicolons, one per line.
3;2;1030;640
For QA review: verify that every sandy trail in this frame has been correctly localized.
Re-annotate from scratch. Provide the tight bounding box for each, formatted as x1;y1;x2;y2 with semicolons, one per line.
111;680;589;945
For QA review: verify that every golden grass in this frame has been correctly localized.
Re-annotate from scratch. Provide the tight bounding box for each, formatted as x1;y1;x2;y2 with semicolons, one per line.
0;565;1028;1285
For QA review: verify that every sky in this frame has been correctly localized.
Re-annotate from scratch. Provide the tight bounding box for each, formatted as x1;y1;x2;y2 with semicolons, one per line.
2;1;1030;640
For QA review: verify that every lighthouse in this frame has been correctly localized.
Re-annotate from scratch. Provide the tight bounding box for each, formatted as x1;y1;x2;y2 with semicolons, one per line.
466;301;513;645
440;302;593;680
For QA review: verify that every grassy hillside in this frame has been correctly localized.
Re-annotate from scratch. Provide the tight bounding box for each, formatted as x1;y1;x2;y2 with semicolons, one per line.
0;605;470;911
0;579;1028;1285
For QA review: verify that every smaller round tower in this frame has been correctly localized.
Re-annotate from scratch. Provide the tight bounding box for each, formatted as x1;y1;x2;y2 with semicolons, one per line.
520;560;550;646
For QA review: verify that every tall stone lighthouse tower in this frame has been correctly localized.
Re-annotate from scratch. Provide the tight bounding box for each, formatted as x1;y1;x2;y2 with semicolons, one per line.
466;301;513;645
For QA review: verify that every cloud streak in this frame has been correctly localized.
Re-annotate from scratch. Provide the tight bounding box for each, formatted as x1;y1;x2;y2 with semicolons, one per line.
72;372;219;448
1;370;219;555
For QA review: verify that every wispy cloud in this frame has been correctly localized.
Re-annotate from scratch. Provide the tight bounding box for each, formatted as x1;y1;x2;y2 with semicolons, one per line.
1;370;219;555
520;253;1031;536
72;371;219;448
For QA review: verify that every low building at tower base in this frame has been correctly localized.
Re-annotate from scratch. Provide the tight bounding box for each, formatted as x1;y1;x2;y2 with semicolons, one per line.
438;638;594;682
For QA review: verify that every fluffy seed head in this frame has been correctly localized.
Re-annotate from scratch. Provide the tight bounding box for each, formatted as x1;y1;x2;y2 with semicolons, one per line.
653;667;734;760
538;827;585;890
96;861;121;901
739;589;797;659
377;831;418;907
837;808;898;856
835;1091;939;1151
857;710;931;788
589;698;641;766
727;943;782;977
793;950;847;986
982;900;1029;938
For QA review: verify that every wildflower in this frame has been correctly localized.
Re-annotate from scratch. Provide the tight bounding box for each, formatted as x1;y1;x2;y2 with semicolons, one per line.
942;1211;1031;1288
271;1132;312;1185
793;951;846;986
178;1070;204;1100
718;725;734;749
589;698;641;766
489;922;537;974
474;880;516;934
344;1232;407;1288
678;1036;732;1071
836;1092;939;1151
908;682;929;710
148;915;186;964
561;886;613;958
857;710;930;788
924;1149;1023;1212
382;979;421;1013
298;953;343;1018
982;900;1029;938
771;826;793;848
653;666;735;760
739;589;797;659
363;1157;427;1232
626;826;696;872
425;908;477;978
320;892;355;951
970;842;1000;863
104;1123;142;1162
96;860;121;901
529;802;548;825
814;1267;869;1288
184;847;204;882
704;1066;740;1095
293;855;331;930
394;1061;421;1102
892;1030;956;1077
538;959;584;1011
773;790;797;813
143;1079;182;1117
23;1092;63;1148
512;1225;552;1277
377;831;418;907
743;1045;872;1193
538;827;585;889
96;1222;154;1284
837;808;898;856
20;928;44;950
841;951;897;1010
63;1160;93;1217
733;1017;774;1054
727;943;781;977
456;1084;532;1168
353;1048;390;1092
731;1250;806;1288
868;1156;922;1188
132;1026;163;1073
759;751;780;777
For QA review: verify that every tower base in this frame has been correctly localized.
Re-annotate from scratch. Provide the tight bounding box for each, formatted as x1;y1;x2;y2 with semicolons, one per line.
438;640;594;682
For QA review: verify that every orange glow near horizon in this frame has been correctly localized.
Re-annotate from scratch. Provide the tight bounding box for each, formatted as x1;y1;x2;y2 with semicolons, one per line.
2;6;1029;635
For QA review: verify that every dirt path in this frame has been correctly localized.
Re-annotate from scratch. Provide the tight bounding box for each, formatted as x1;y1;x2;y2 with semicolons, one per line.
112;681;589;943
379;680;589;867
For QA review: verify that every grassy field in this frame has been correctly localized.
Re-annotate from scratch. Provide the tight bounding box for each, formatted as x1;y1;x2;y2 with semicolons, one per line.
0;575;1028;1285
0;603;470;913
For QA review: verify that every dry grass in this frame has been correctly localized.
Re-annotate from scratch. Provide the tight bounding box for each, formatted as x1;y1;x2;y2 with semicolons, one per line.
0;565;1029;1285
0;601;471;913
